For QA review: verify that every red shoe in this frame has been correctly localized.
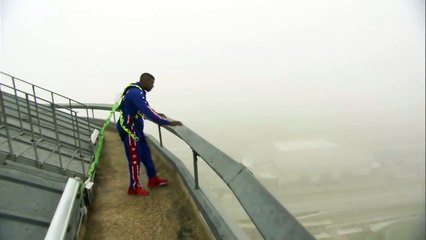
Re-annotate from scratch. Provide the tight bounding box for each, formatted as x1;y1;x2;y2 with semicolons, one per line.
148;176;169;187
128;186;149;196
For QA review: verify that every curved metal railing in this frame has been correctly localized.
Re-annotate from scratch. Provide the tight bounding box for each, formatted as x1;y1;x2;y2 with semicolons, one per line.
44;177;84;240
11;74;314;238
64;102;315;240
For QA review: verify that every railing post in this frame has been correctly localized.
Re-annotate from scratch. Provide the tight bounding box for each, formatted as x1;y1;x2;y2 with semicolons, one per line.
85;108;92;134
51;103;64;174
51;91;55;104
32;85;43;137
73;111;84;158
25;93;40;167
69;100;78;147
192;149;199;189
0;86;15;162
11;77;24;130
158;125;163;147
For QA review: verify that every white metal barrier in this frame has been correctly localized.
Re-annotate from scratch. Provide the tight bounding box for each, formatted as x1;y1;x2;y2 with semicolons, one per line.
45;178;82;240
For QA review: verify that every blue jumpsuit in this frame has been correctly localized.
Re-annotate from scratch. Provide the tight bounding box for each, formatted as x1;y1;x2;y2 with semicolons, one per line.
116;82;170;189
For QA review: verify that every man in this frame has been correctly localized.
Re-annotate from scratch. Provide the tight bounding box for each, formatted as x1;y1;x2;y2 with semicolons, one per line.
117;72;182;196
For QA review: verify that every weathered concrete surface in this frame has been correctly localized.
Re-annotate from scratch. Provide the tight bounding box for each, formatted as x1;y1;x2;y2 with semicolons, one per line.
79;129;212;240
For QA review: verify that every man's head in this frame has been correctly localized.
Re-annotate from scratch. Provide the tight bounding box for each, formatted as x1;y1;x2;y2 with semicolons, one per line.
139;72;155;92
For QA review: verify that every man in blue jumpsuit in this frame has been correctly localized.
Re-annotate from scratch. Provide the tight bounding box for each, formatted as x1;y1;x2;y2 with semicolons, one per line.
117;72;182;196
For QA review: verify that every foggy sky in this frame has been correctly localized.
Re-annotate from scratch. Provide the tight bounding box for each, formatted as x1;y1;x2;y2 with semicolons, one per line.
1;0;425;171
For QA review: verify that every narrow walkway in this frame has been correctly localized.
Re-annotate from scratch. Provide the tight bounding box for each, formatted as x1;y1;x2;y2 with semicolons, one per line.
80;129;212;240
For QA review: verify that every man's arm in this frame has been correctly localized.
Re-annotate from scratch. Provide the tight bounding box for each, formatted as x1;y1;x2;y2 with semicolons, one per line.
129;89;182;126
152;112;182;126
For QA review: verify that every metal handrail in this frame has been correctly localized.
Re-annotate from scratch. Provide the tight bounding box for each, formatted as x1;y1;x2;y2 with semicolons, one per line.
44;177;81;240
0;71;93;133
64;103;315;240
1;71;315;238
165;125;315;240
0;74;94;179
0;85;92;149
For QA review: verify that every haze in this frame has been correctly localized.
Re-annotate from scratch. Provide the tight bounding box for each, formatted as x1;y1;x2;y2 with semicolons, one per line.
1;0;425;238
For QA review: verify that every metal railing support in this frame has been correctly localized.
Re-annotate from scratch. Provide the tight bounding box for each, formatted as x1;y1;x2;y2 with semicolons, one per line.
192;149;199;189
51;103;64;174
0;87;15;162
158;125;163;147
25;94;40;166
50;91;55;104
69;99;78;147
74;112;86;176
32;85;43;137
11;77;24;130
85;108;92;133
73;111;83;157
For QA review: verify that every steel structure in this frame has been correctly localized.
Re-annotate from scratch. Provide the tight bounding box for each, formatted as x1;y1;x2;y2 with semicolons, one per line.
0;72;315;240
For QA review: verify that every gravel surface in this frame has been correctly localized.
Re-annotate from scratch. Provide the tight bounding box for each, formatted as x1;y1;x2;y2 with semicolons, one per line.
80;130;212;240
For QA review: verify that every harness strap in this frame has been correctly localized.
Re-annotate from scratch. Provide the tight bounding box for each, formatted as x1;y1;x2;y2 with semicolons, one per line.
118;83;144;142
119;111;139;141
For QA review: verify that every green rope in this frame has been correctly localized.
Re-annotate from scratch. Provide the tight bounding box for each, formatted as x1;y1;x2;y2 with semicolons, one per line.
86;83;142;178
118;110;140;141
87;101;120;178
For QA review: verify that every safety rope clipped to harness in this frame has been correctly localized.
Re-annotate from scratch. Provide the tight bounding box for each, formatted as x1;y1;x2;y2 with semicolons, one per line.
118;110;140;141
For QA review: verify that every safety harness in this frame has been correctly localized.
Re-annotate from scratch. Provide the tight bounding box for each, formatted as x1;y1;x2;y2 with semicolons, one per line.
117;83;144;142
